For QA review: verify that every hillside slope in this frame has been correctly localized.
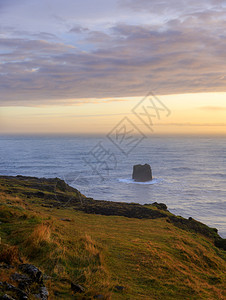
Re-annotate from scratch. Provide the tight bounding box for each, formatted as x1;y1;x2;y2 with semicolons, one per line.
0;175;225;299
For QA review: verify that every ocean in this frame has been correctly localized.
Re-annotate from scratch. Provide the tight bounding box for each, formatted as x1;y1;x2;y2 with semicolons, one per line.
0;134;225;238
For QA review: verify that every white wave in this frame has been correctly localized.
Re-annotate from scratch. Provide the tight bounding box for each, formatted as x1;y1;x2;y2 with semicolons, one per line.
118;178;162;185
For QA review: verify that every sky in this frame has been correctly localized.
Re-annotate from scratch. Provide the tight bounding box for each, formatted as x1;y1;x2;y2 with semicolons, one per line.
0;0;226;134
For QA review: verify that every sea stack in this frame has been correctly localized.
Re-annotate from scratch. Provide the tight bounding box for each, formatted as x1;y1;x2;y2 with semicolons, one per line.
132;164;152;182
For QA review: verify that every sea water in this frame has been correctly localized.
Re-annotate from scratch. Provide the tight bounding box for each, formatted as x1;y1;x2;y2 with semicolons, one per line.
0;135;225;238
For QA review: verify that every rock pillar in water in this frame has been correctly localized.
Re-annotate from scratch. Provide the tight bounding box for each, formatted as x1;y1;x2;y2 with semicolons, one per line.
132;164;152;182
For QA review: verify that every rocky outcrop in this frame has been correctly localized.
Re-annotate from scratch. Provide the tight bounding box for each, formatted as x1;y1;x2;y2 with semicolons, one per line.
132;164;152;182
2;294;16;300
19;264;43;284
39;286;49;300
0;175;83;205
152;202;168;211
76;199;167;219
0;264;48;300
0;282;28;299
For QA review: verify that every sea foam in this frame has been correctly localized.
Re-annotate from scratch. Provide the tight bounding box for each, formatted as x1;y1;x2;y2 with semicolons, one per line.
118;178;162;185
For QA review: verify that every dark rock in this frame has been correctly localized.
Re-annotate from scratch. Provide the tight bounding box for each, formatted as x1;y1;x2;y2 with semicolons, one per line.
71;282;85;293
11;273;32;291
19;264;43;284
94;295;104;299
2;295;16;300
115;285;125;291
0;264;14;269
60;218;72;222
132;164;152;182
3;282;28;299
11;273;31;282
152;202;168;211
3;282;16;291
18;281;30;291
3;268;48;299
40;286;49;300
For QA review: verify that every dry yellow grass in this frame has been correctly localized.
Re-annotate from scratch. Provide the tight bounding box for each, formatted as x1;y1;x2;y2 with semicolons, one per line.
27;223;51;246
0;177;226;299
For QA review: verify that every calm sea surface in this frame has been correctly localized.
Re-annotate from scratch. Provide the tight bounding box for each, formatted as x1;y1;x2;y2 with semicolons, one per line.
0;135;225;237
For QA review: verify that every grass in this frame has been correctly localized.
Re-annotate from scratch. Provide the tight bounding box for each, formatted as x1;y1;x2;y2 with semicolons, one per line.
0;176;226;299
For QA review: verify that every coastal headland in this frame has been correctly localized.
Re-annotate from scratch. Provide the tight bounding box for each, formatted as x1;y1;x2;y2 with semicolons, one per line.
0;175;225;299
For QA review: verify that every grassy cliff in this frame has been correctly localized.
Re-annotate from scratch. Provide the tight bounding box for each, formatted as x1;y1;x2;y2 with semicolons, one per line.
0;175;225;299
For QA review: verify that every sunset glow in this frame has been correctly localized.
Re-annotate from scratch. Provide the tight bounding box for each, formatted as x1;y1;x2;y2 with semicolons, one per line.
0;0;225;135
1;92;226;134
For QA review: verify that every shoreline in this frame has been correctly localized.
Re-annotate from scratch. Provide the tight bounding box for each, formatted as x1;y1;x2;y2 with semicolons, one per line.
0;174;225;251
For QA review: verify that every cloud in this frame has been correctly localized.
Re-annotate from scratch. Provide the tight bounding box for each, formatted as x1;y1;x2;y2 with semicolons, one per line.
120;0;225;17
69;25;89;34
0;0;225;106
